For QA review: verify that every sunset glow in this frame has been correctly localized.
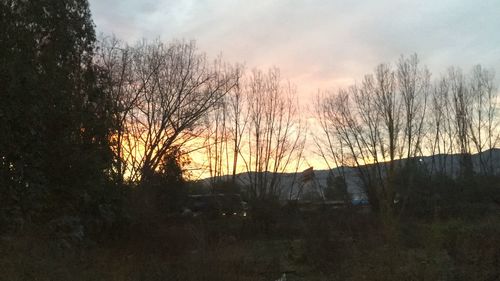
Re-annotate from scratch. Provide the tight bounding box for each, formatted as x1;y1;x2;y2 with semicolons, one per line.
88;0;500;179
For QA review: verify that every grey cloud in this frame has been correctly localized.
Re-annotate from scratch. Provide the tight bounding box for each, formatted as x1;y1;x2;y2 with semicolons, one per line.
89;0;500;95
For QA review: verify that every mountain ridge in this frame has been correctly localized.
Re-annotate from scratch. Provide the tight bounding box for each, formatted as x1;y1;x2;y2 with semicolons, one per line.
198;148;500;200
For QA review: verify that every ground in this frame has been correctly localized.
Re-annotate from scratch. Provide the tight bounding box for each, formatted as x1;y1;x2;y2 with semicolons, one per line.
1;207;499;281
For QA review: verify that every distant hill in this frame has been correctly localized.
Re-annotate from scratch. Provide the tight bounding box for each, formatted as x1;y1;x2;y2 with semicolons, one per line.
199;148;500;200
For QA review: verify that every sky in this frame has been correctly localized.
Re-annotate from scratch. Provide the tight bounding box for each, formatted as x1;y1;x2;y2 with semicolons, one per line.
89;0;500;97
88;0;500;177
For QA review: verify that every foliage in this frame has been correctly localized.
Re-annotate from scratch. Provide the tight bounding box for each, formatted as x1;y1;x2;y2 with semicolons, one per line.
0;0;116;238
393;161;500;219
135;147;189;219
211;179;242;195
324;174;349;202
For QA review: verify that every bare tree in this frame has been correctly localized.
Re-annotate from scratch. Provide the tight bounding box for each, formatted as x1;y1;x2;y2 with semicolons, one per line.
226;68;249;183
468;65;498;174
428;77;452;175
242;68;306;200
203;96;229;183
96;36;144;184
98;39;239;183
316;59;431;217
448;67;473;177
315;86;381;208
397;54;430;161
201;65;247;186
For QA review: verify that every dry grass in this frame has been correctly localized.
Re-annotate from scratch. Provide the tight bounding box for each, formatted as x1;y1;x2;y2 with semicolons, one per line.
0;220;285;281
1;211;499;281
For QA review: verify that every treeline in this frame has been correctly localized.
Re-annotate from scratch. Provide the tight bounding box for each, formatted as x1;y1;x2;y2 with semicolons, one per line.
1;0;499;241
314;55;499;217
0;0;304;239
0;0;244;238
97;38;305;201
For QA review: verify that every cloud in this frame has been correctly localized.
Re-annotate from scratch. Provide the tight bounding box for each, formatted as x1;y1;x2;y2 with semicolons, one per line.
89;0;500;96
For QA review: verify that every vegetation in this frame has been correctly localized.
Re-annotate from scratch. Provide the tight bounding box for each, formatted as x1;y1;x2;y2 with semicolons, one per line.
1;1;499;280
0;0;117;237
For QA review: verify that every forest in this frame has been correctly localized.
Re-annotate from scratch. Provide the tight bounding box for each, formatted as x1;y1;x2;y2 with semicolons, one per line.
1;1;499;280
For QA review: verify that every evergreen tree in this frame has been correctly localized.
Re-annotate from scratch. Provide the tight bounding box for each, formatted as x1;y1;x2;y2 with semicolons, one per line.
0;0;113;228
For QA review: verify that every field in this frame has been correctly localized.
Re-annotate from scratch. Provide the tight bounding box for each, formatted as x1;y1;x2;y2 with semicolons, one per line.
2;204;499;281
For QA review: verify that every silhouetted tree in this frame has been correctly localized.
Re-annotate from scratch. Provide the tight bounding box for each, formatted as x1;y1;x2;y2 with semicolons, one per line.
243;68;306;200
324;174;349;204
138;146;188;215
97;39;240;184
0;0;114;230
